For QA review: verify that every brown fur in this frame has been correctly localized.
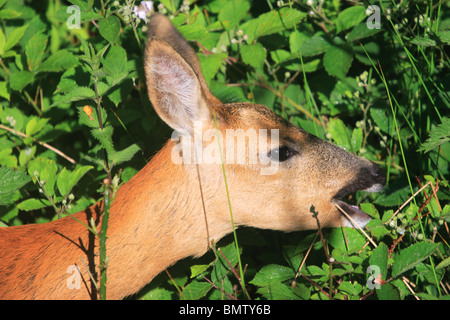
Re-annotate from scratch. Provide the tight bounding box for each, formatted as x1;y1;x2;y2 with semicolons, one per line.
0;14;385;299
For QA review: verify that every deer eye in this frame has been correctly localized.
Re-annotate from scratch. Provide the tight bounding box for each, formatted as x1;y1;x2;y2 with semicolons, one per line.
269;146;296;162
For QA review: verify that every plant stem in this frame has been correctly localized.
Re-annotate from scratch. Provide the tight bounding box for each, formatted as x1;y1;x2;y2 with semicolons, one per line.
99;179;111;300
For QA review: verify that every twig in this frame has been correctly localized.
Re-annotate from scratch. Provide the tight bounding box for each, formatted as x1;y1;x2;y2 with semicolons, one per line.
335;203;377;248
385;181;432;224
0;124;76;164
201;275;237;300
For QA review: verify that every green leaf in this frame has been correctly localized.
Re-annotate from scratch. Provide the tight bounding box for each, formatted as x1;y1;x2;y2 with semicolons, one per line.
240;43;266;70
59;86;96;104
102;46;128;86
328;227;367;252
338;281;362;296
197;53;227;85
38;50;78;72
256;281;300;300
9;71;34;91
250;264;295;287
4;24;28;52
217;0;250;30
25;117;49;137
410;36;436;47
351;127;363;153
0;8;23;19
436;256;450;270
190;264;210;278
376;282;400;300
25;32;48;72
335;6;366;33
57;165;93;197
241;8;307;42
418;117;450;153
181;280;212;300
300;34;333;57
0;166;31;205
347;23;382;42
109;144;140;165
323;43;353;79
327;118;352;151
17;198;52;211
392;242;438;278
98;15;121;43
177;24;208;41
91;125;115;154
78;105;107;128
369;242;389;283
436;30;450;44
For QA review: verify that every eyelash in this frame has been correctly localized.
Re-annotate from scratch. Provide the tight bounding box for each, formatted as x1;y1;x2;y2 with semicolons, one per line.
268;146;296;162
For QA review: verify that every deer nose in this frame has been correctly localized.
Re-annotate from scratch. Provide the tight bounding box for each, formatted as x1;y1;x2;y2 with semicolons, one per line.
365;163;386;192
371;163;386;186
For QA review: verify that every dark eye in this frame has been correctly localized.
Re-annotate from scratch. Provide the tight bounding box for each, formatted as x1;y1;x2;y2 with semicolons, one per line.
269;146;296;162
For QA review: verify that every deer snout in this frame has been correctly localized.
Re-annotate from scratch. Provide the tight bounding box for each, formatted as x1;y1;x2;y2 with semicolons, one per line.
362;162;386;193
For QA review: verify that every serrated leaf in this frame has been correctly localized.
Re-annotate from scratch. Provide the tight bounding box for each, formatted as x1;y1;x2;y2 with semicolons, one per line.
217;0;250;30
347;23;382;42
181;280;212;300
197;53;227;85
241;43;266;70
102;46;128;85
78;105;106;128
299;34;333;57
339;281;362;295
327;118;352;151
369;242;389;283
351;127;363;153
250;264;294;286
9;71;34;91
57;165;93;197
109;144;140;165
323;43;353;79
0;166;31;205
98;15;120;43
190;264;210;278
328;227;367;252
17;198;52;211
60;86;96;104
436;30;450;44
335;6;366;33
418;117;450;153
4;24;28;52
392;242;438;278
0;8;23;19
91;125;115;154
256;281;300;300
241;7;307;42
38;50;78;72
177;24;208;41
25;117;49;137
410;36;436;47
25;32;48;72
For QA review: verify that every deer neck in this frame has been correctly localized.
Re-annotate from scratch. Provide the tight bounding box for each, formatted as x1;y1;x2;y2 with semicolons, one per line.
104;140;231;298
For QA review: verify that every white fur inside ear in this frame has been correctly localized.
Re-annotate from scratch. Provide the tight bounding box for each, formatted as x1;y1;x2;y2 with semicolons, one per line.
146;54;202;131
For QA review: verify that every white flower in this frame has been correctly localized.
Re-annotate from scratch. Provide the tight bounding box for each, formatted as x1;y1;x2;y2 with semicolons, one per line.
133;1;153;23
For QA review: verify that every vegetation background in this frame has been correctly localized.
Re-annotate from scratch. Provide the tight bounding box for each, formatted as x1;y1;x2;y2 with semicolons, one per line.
0;0;449;300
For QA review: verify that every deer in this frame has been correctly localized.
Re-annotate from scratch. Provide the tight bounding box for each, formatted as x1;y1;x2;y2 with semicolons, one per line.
0;13;385;300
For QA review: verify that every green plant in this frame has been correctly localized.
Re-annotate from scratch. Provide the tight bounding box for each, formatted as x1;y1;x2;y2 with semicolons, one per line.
0;0;448;300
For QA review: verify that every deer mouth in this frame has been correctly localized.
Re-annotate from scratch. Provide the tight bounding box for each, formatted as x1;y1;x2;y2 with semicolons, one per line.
332;165;386;228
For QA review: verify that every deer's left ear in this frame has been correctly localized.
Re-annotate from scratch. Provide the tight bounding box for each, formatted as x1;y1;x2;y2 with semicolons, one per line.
144;38;211;135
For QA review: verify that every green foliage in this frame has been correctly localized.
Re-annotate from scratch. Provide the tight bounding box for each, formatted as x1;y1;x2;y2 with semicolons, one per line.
0;0;449;301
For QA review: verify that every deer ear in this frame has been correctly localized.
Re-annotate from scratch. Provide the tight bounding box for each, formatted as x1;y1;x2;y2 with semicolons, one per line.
144;38;211;135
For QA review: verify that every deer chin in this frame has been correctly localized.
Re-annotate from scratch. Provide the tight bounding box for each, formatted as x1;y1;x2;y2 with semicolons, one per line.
333;199;372;228
332;180;385;229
